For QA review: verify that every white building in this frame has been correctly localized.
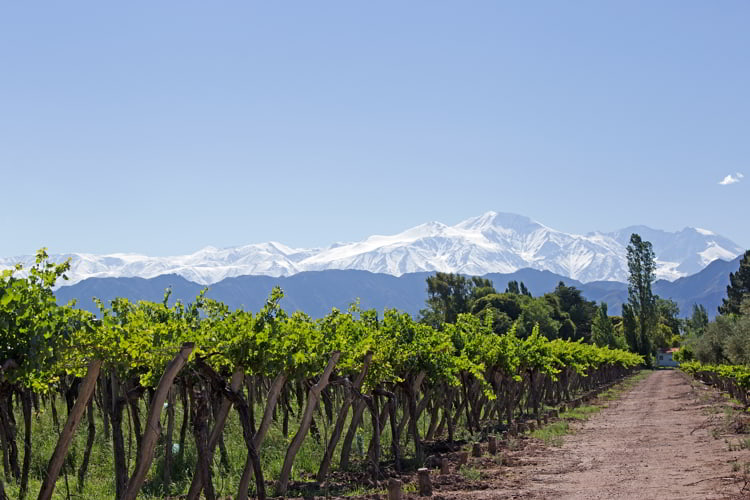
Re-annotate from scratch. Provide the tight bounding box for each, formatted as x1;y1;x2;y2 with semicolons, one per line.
657;347;679;368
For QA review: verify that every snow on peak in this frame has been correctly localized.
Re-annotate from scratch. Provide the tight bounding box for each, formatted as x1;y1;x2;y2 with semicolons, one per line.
1;213;742;286
456;211;542;232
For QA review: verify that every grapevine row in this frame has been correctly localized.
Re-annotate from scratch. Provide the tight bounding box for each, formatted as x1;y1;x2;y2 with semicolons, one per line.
0;250;642;499
679;360;750;407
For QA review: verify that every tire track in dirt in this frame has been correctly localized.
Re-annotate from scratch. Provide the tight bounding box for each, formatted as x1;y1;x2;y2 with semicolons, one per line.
444;370;750;500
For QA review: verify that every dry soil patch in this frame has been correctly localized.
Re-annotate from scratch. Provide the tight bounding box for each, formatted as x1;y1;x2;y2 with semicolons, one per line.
438;370;750;500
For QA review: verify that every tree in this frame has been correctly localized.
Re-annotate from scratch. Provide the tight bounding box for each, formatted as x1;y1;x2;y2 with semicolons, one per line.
685;304;709;337
622;304;638;353
421;274;499;328
470;293;521;334
421;273;471;327
468;276;496;304
517;296;560;339
691;296;750;365
505;280;531;296
591;303;618;348
542;293;577;340
624;234;657;361
719;250;750;316
656;298;681;337
552;282;597;342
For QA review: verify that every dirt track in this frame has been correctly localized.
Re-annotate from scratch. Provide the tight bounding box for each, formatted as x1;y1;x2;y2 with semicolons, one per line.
441;370;750;500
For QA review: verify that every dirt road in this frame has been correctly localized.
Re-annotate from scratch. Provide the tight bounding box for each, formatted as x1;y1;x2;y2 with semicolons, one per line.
441;370;750;500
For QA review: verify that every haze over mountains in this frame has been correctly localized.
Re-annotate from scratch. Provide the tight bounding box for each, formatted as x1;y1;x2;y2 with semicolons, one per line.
1;212;743;286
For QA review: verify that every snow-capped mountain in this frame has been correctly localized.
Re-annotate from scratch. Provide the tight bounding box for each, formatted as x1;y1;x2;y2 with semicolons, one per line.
1;212;744;286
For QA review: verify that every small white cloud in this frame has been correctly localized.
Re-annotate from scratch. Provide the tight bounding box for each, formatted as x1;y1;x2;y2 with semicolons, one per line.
719;172;744;185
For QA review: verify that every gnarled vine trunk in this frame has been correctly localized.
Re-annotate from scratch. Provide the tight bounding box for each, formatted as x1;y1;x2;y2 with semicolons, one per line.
276;352;340;496
339;398;366;471
121;343;193;500
76;395;96;491
186;367;244;500
38;359;102;500
317;352;372;482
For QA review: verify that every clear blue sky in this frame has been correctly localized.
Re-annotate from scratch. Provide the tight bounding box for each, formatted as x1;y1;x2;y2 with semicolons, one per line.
1;1;748;256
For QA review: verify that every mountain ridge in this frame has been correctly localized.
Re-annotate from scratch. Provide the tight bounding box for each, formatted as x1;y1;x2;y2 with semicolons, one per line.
54;256;742;320
2;211;743;286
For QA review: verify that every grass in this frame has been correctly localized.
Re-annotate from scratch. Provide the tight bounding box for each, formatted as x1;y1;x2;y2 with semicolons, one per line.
1;392;398;500
560;405;600;421
530;421;569;446
727;437;750;451
730;461;750;474
458;465;482;481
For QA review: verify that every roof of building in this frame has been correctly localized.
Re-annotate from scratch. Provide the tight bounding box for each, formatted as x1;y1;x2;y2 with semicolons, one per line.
659;347;680;354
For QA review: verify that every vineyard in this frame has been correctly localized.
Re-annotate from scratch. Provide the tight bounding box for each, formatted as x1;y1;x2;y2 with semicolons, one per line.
679;361;750;407
0;251;642;500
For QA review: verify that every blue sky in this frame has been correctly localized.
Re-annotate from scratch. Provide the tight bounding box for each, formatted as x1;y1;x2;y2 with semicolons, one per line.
1;1;748;256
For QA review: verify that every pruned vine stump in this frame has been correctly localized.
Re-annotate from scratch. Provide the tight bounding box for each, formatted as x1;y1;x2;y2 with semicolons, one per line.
387;478;402;500
488;436;497;455
440;458;450;475
417;468;432;497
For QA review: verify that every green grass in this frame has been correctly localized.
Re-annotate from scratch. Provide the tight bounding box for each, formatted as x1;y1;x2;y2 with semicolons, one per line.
458;465;482;481
530;421;569;446
560;405;601;421
0;386;463;499
1;394;392;500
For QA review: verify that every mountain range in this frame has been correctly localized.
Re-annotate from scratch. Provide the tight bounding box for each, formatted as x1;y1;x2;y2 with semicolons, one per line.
53;255;743;320
1;212;743;285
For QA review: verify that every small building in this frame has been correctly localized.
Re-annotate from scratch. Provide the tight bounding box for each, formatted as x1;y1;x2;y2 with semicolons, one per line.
657;347;680;368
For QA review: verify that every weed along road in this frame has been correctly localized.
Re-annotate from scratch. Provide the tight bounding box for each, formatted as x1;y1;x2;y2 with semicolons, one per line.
444;370;750;500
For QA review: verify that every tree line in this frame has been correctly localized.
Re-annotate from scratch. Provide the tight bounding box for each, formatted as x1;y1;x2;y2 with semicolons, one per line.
677;249;750;365
420;233;686;365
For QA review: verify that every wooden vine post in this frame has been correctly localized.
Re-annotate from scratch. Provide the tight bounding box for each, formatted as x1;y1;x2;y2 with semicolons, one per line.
37;359;102;500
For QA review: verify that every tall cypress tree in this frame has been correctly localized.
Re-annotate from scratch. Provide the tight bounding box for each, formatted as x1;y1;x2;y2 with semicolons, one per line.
626;233;657;360
719;250;750;316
